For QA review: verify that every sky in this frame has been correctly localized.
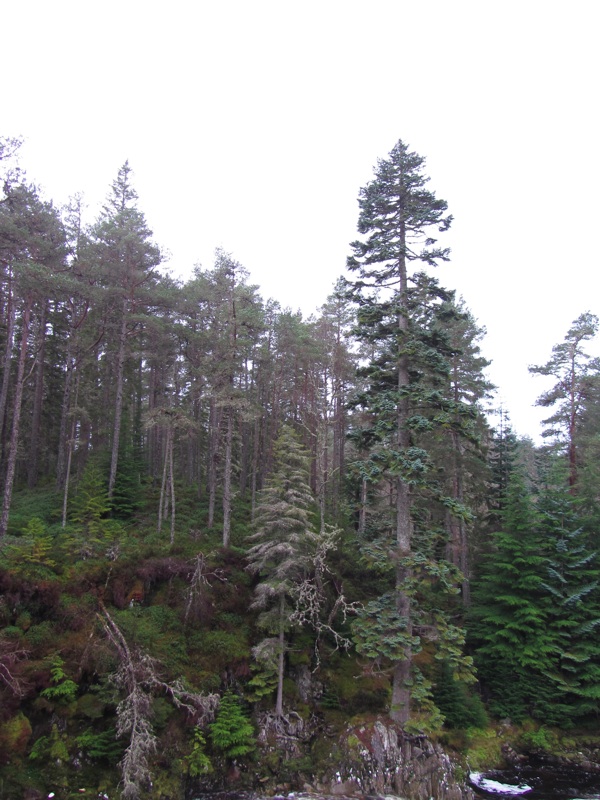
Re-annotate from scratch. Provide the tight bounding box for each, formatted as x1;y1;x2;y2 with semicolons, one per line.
3;0;600;441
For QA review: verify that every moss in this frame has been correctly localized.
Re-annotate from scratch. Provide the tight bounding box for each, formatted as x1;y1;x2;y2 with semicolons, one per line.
0;712;32;760
0;625;22;640
520;724;560;753
188;629;251;676
15;611;31;631
152;696;176;730
464;727;504;770
24;620;56;648
76;693;107;719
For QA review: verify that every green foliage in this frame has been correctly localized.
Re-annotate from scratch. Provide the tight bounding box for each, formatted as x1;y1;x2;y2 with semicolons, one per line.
536;483;600;721
76;727;124;761
469;471;558;720
69;457;110;526
28;735;49;761
246;659;278;702
20;517;55;567
352;592;417;661
192;630;250;661
344;140;480;725
521;725;559;753
76;693;108;719
40;654;78;705
15;611;31;631
25;621;56;648
111;444;144;519
151;696;175;729
247;425;319;713
529;312;600;482
0;712;32;758
433;662;488;730
209;692;255;759
464;727;504;771
470;468;600;726
403;669;446;734
66;457;124;559
320;687;341;709
2;487;62;535
185;728;213;776
30;724;69;763
1;517;57;579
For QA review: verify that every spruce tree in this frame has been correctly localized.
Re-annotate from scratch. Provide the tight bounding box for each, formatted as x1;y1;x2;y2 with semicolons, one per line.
469;471;557;721
537;480;600;722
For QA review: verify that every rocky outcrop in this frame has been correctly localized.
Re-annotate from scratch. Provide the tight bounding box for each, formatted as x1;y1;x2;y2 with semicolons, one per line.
315;720;473;800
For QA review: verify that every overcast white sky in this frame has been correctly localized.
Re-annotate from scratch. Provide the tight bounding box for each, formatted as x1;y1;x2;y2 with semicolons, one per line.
3;0;599;441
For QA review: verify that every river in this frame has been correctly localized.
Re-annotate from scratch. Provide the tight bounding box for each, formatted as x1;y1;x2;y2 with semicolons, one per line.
470;764;600;800
190;766;600;800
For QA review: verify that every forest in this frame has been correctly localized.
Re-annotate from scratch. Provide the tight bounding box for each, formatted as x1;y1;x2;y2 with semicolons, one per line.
1;134;600;800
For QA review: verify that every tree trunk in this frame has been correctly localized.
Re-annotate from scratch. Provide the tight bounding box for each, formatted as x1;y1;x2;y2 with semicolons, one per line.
158;426;171;533
358;477;367;536
27;302;47;489
56;343;75;490
169;427;176;544
390;215;413;728
251;415;260;521
0;281;16;469
207;397;219;529
61;368;81;528
391;479;412;727
0;297;32;537
275;593;285;717
444;428;470;602
222;407;233;547
108;299;128;500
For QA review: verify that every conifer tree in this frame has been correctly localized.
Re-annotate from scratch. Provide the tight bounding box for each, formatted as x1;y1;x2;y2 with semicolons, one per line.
423;298;493;603
345;139;470;726
209;692;255;760
246;425;318;717
90;162;162;501
537;479;600;721
0;181;67;536
469;471;557;721
530;312;600;490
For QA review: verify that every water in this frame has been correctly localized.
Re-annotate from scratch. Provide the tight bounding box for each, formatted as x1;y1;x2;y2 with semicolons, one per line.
470;764;600;800
190;767;600;800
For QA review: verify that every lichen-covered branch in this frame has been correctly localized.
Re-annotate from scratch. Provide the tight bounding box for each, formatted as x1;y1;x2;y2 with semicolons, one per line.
98;602;219;799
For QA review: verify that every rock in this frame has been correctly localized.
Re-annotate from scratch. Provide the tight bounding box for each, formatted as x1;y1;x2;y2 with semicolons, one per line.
324;719;473;800
294;664;323;703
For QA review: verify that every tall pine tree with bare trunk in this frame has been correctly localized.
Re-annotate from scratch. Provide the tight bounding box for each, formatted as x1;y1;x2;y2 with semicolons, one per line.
90;162;161;502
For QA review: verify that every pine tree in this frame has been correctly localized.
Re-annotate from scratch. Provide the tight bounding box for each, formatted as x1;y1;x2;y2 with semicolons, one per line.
529;312;600;490
0;181;67;536
90;162;162;501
